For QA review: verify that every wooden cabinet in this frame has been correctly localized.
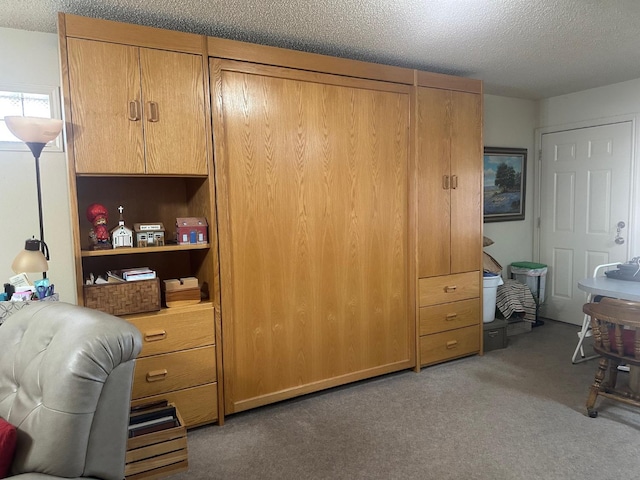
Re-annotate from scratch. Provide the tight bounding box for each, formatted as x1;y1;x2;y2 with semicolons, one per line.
211;58;414;414
66;38;208;175
59;13;223;427
416;84;483;366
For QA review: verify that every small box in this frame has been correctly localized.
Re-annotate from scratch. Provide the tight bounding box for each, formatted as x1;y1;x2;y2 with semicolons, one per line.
483;317;508;352
163;277;201;308
176;217;208;245
134;223;165;247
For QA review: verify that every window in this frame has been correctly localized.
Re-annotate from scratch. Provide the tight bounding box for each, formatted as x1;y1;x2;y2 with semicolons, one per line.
0;84;63;152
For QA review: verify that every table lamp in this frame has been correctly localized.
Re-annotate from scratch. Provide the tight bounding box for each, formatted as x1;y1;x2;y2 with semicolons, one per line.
5;116;63;279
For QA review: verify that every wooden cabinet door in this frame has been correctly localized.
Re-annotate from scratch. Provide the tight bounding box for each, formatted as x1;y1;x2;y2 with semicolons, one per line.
141;49;208;175
450;91;482;274
417;88;481;277
213;59;412;414
67;39;145;174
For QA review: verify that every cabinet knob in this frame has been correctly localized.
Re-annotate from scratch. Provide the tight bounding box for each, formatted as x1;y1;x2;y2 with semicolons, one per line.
442;175;450;190
445;313;457;321
446;340;458;349
146;369;168;382
148;101;160;122
451;175;458;189
128;100;141;121
445;285;457;293
144;329;167;342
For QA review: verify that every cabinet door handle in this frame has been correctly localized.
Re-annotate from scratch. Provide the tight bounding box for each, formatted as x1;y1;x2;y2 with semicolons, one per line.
146;369;168;382
445;285;457;293
144;329;167;342
128;100;141;121
442;175;450;190
446;340;458;349
451;175;458;189
445;313;458;321
148;101;159;122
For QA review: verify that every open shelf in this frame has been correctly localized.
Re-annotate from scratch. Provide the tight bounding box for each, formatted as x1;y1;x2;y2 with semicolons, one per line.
81;243;210;257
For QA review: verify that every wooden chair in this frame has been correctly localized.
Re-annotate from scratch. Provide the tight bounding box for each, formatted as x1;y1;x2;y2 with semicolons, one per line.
583;297;640;417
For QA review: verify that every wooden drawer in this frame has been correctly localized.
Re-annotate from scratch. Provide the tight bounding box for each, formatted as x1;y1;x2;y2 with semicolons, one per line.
132;346;216;399
131;383;218;428
418;271;480;307
126;304;215;357
419;324;480;366
419;298;480;336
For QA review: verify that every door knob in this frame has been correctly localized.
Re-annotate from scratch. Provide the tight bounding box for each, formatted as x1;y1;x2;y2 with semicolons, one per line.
615;221;625;245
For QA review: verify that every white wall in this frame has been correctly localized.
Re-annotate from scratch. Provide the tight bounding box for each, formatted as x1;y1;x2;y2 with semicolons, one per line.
0;27;76;303
538;79;640;257
483;95;538;278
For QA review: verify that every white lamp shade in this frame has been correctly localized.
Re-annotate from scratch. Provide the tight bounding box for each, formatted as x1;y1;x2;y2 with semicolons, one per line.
4;116;63;143
11;239;49;274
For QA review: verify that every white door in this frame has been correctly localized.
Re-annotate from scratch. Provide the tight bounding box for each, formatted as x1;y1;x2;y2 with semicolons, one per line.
539;121;633;325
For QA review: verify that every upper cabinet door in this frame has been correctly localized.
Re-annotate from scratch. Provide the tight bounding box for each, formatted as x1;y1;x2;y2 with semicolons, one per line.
67;39;145;174
141;49;208;175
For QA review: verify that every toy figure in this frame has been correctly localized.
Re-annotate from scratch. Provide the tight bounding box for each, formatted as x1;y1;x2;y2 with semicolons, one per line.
86;203;112;250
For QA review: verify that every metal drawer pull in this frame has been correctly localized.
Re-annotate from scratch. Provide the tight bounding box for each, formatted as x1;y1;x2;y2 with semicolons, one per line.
445;285;457;293
148;101;159;122
442;175;450;190
488;331;499;338
146;369;168;382
144;329;167;342
128;100;140;121
445;313;457;321
451;175;458;189
446;340;458;349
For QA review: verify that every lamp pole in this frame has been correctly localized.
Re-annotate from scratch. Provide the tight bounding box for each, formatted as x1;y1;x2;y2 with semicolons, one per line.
25;141;49;278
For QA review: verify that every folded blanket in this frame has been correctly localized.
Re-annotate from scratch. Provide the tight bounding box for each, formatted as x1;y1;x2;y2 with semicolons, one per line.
496;279;537;322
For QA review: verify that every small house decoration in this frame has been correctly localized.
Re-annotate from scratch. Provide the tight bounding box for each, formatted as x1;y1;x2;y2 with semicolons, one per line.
111;206;133;248
176;217;208;245
134;223;166;247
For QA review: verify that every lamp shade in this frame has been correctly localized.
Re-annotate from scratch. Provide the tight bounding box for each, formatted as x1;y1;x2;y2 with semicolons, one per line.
4;116;63;143
12;239;49;274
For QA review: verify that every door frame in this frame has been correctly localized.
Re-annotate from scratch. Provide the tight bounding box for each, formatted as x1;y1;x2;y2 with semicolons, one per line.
533;114;640;267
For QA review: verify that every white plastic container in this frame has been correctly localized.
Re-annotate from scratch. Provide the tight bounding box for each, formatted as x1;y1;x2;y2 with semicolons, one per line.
483;273;504;323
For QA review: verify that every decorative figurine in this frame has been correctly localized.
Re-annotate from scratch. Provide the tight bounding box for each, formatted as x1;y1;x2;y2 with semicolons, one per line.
111;205;133;248
86;203;112;250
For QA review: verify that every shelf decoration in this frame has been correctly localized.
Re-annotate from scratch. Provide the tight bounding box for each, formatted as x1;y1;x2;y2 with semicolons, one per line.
111;206;133;248
87;203;112;250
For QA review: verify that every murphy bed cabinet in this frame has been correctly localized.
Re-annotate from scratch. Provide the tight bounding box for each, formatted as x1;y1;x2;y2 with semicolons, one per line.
416;82;484;367
58;12;484;425
58;13;224;427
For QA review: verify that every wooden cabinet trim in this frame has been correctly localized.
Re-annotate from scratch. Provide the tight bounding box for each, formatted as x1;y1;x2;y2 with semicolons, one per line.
416;70;482;94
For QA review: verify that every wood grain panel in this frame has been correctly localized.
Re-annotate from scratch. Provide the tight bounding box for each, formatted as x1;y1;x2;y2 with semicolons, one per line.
416;70;483;94
419;298;480;335
417;87;451;277
132;346;216;399
126;304;215;357
418;272;480;307
67;38;145;174
450;91;482;274
141;49;208;175
419;324;480;366
213;60;411;413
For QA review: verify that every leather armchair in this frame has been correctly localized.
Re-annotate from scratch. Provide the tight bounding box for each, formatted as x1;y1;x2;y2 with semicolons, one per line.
0;302;142;479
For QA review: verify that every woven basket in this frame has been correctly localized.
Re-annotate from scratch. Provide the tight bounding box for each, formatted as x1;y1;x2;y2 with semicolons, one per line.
83;278;161;316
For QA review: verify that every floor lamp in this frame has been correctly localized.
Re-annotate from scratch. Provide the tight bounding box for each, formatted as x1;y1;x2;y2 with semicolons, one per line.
5;116;63;279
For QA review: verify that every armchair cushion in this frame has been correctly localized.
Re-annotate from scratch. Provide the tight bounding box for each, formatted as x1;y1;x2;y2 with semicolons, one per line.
0;418;16;478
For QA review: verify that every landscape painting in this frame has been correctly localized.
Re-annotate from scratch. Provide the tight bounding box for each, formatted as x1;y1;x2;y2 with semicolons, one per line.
483;147;527;222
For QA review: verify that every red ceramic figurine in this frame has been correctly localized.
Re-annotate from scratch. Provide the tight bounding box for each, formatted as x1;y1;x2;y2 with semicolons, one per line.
86;203;112;250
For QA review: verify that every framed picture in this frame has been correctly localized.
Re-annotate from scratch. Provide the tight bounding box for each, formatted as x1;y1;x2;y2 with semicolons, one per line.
483;147;527;222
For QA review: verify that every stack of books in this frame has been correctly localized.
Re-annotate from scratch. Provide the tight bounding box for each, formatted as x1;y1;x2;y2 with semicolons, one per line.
128;400;179;438
107;267;157;282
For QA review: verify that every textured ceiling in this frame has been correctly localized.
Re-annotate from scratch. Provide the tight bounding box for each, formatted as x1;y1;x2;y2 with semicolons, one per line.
2;0;640;99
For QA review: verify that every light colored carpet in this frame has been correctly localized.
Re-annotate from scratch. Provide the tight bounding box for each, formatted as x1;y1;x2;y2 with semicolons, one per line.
168;320;640;479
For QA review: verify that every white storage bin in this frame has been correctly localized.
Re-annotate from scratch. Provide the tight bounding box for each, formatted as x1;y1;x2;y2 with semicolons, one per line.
483;273;504;323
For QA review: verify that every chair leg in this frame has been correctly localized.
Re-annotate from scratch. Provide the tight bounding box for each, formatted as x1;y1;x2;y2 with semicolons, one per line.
607;361;620;390
572;313;598;364
586;357;608;418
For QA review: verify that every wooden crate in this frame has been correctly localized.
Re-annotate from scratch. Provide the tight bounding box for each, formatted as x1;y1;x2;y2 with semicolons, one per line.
125;406;188;480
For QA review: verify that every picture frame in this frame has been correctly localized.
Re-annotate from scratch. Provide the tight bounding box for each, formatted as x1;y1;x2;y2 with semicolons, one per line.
483;147;527;222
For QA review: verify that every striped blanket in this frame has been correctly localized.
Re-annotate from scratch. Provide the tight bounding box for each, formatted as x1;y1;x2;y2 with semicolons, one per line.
496;279;537;322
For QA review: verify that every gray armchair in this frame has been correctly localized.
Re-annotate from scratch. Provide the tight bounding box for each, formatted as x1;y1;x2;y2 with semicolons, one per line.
0;302;142;479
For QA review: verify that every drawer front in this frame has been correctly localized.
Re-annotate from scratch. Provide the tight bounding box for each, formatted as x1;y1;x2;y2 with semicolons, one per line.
132;346;216;399
420;325;480;366
418;271;480;307
131;383;218;428
127;305;215;357
419;298;480;336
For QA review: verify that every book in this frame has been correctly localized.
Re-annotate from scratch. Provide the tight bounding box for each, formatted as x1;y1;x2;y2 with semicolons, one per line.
130;405;177;425
128;418;179;437
107;268;157;282
128;415;175;431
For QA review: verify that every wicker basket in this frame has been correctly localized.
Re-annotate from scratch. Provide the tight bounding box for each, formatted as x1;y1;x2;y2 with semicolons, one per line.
83;278;161;316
